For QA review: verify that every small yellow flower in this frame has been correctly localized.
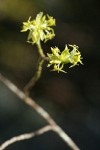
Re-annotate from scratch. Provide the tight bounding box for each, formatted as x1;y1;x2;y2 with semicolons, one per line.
21;12;56;44
47;44;83;73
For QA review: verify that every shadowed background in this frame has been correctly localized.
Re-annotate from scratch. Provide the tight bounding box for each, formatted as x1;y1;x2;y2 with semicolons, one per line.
0;0;100;150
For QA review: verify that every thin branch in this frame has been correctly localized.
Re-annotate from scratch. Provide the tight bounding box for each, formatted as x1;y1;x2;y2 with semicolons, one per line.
0;125;52;150
0;73;80;150
24;58;44;95
24;40;49;95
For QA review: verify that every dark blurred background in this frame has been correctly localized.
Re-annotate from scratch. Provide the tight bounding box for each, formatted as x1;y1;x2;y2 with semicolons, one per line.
0;0;100;150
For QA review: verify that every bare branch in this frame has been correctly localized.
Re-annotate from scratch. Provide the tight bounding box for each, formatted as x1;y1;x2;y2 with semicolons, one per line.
0;125;52;150
0;73;80;150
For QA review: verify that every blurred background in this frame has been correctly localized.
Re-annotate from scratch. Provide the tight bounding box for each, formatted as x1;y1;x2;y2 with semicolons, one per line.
0;0;100;149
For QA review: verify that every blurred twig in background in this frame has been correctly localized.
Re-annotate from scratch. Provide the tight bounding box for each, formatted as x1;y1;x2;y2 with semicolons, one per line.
0;125;51;150
0;73;80;150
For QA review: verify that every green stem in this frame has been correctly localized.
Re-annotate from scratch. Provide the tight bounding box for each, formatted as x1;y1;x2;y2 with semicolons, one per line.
23;40;48;95
36;40;45;58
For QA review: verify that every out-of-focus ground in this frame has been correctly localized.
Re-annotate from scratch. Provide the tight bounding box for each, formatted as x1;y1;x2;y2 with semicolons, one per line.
0;0;100;150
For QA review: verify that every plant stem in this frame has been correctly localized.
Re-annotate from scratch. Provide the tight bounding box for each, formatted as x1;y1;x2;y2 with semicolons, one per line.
36;40;45;58
24;40;47;95
24;57;44;95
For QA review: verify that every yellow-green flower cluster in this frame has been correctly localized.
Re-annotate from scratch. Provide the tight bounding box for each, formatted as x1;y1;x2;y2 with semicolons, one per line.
21;12;55;44
47;45;83;73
